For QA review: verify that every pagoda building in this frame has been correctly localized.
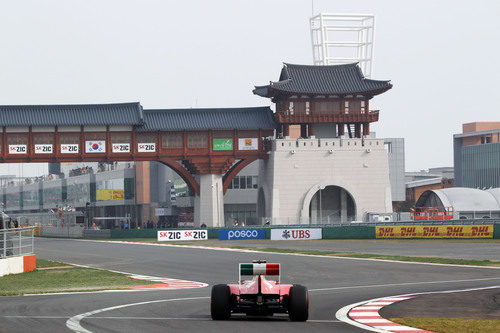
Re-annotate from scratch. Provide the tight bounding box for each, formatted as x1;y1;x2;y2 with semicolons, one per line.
253;63;392;139
254;63;394;223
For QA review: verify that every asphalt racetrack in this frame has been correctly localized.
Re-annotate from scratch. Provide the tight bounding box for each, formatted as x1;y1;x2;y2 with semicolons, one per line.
1;238;499;333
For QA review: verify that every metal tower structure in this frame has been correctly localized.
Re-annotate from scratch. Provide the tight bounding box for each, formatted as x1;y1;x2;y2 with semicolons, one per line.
310;13;375;77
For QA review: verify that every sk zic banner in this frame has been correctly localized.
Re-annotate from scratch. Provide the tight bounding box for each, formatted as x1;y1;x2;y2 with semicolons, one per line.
376;225;493;239
158;230;208;241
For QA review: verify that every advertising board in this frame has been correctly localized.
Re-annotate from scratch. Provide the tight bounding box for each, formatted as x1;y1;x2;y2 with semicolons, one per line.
35;144;53;154
155;208;170;216
8;144;27;154
213;138;233;151
138;143;156;153
219;229;265;240
96;189;125;201
238;138;258;150
61;144;79;154
158;229;208;241
112;143;130;153
376;225;493;239
270;228;322;240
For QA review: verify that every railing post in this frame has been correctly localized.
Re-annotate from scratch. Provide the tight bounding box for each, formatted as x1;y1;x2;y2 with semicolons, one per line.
19;229;22;256
3;232;6;257
31;227;34;254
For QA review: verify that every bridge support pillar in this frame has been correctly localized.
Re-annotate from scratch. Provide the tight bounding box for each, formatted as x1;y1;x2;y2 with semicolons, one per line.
194;174;224;227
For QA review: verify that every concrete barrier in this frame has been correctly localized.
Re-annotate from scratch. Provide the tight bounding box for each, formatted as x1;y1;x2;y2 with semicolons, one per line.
83;229;111;238
40;226;84;238
0;254;36;277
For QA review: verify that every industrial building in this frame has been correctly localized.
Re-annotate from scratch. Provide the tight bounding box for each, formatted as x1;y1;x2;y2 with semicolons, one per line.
454;122;500;189
415;187;500;219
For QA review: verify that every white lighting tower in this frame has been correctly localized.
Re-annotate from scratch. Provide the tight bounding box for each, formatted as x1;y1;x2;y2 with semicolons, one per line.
310;13;375;77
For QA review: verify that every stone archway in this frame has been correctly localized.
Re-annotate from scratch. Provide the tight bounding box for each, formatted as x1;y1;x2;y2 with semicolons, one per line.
301;181;362;223
308;186;356;223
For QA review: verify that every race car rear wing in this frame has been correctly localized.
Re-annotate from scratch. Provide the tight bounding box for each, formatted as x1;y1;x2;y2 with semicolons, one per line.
239;263;280;282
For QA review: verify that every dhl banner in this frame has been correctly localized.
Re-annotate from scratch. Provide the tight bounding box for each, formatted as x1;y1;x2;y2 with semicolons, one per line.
96;189;125;201
376;225;493;239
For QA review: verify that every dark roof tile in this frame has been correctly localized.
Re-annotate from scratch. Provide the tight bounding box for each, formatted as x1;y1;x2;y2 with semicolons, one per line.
0;102;143;126
253;63;392;97
138;107;276;131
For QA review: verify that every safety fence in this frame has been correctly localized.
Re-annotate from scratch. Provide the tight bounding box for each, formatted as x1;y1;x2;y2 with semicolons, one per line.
0;227;35;258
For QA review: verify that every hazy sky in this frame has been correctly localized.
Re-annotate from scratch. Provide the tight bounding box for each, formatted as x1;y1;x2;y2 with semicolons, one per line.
1;0;499;177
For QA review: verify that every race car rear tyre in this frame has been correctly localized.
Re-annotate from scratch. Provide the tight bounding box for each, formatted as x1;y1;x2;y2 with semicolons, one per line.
211;284;231;320
288;284;309;321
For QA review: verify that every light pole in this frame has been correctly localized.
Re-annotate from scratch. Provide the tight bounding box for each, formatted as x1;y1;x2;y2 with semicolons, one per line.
319;185;325;224
216;181;220;227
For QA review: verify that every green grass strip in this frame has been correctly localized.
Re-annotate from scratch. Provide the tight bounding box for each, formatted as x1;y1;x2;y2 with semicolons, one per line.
35;258;71;268
0;259;157;296
391;317;500;333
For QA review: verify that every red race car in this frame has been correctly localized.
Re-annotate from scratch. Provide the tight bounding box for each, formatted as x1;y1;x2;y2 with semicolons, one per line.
210;260;309;321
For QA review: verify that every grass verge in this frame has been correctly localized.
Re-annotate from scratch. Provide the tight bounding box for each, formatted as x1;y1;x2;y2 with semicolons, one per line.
0;259;157;296
103;238;500;267
391;317;500;333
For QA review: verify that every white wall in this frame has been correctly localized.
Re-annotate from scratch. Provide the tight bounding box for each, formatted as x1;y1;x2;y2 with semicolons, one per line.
0;256;23;277
259;138;393;223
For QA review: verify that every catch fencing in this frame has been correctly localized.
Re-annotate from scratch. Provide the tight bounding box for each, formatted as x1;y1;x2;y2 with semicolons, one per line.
0;227;35;258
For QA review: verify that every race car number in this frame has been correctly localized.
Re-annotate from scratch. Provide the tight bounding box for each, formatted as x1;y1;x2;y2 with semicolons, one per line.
157;230;208;241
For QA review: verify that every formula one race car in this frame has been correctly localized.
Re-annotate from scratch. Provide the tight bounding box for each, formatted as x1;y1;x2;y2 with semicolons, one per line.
210;260;309;321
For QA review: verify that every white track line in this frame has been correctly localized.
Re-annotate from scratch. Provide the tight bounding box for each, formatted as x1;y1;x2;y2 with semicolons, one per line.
308;277;500;292
63;278;500;333
335;285;500;333
66;296;209;333
68;239;500;270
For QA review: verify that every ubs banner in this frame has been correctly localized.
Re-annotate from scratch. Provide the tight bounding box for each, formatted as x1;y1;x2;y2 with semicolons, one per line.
376;225;494;239
270;228;322;240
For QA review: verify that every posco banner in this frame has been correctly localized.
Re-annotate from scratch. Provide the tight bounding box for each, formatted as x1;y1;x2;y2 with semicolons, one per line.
158;230;208;241
376;225;493;239
219;229;265;240
271;228;322;240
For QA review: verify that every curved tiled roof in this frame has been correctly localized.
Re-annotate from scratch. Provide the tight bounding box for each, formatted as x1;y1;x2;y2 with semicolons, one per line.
0;102;143;126
137;106;277;131
253;63;392;98
0;103;276;131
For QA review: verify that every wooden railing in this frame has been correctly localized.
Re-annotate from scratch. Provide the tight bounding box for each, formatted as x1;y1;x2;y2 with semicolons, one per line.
276;110;379;123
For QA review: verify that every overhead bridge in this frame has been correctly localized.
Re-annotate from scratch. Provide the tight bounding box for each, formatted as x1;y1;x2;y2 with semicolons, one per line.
0;102;276;227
